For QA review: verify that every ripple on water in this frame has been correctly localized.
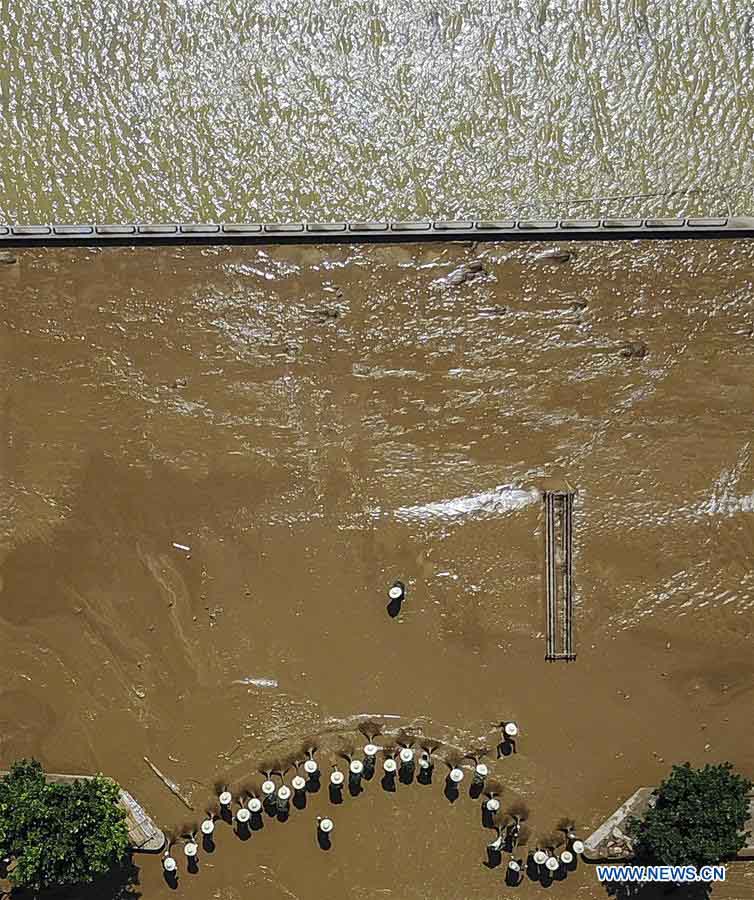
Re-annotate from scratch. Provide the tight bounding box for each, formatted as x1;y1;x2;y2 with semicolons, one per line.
1;2;752;220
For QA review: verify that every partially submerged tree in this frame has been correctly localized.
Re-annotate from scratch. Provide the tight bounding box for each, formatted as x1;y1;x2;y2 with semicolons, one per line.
629;762;752;868
0;759;129;891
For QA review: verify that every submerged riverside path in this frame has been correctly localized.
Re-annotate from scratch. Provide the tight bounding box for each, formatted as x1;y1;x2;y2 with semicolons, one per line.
2;238;754;900
0;216;753;247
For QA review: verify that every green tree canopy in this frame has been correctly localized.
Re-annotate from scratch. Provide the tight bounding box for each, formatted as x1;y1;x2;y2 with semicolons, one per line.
0;759;129;891
629;762;752;868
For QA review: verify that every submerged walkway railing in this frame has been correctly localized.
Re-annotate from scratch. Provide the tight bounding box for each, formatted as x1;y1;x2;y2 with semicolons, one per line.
0;216;752;246
544;491;576;662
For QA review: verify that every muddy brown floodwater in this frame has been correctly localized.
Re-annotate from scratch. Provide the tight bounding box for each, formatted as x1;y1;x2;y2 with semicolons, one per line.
1;239;753;900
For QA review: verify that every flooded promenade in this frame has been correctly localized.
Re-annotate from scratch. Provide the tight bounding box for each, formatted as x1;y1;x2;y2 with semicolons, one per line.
1;0;754;897
1;237;753;899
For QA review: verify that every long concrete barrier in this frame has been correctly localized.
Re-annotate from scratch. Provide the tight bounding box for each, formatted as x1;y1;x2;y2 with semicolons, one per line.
0;216;752;246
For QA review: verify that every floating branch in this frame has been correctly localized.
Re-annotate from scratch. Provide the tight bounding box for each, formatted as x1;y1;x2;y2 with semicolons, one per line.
144;756;194;811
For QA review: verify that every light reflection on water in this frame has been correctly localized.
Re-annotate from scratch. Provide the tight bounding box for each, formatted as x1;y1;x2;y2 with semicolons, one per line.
1;0;752;221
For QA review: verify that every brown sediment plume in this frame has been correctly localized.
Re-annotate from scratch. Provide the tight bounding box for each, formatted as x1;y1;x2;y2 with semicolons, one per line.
443;751;463;769
257;758;280;778
395;728;416;748
490;811;510;830
358;721;382;742
507;800;530;822
539;831;565;851
179;822;199;840
301;737;319;758
485;777;503;797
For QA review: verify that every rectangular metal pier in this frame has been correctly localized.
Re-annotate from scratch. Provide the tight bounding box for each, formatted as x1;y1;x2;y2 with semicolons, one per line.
544;490;576;661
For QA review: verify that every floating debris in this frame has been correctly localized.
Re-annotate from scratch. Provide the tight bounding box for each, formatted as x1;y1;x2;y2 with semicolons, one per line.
309;304;342;322
534;248;572;263
0;250;17;265
172;542;191;552
619;340;649;359
143;756;194;810
441;259;488;287
232;676;279;688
